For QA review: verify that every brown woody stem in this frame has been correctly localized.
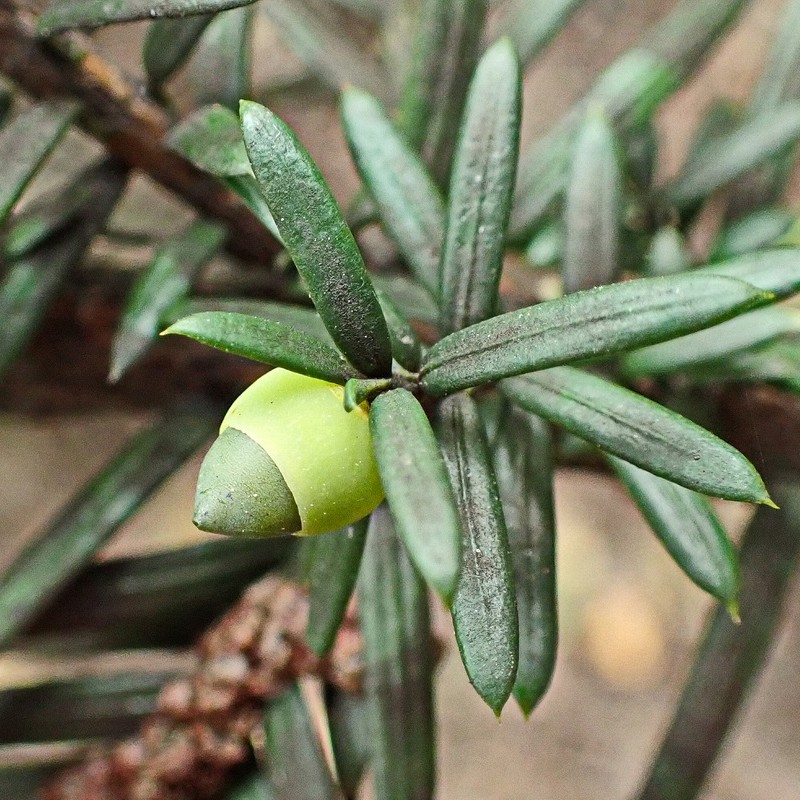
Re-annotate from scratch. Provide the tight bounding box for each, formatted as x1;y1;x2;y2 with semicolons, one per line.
0;5;281;265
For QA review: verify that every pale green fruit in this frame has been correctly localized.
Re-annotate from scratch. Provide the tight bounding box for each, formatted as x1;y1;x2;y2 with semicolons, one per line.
194;368;385;536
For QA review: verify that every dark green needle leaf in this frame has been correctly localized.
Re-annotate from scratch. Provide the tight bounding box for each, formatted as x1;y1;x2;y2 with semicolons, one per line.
492;404;557;717
26;538;292;650
622;307;800;377
263;684;341;800
0;159;128;381
341;89;445;296
502;366;772;505
143;15;213;88
304;520;368;657
358;505;436;800
168;104;251;177
492;0;590;67
164;298;330;342
439;393;518;715
667;102;800;209
562;108;621;294
608;456;739;607
0;671;176;744
38;0;257;35
240;101;392;377
162;311;359;385
0;403;219;648
0;101;78;225
421;274;772;397
440;38;522;333
370;390;462;604
189;6;254;111
398;0;488;188
110;219;227;382
697;247;800;300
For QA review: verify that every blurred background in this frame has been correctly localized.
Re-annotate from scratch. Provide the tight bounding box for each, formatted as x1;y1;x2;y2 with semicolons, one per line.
2;1;800;797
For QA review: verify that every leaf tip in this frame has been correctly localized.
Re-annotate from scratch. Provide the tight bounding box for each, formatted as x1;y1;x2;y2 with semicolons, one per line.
107;362;123;385
726;599;741;625
762;495;780;510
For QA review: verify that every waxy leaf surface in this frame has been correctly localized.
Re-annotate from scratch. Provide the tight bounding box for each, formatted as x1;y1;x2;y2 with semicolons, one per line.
162;311;358;384
422;274;771;396
241;101;392;376
370;389;462;604
502;366;771;504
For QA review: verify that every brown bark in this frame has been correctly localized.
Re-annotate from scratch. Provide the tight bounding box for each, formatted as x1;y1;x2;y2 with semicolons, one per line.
0;5;280;265
0;270;266;414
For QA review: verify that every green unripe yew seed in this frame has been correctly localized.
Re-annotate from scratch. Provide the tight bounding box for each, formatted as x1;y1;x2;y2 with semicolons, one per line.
194;368;385;537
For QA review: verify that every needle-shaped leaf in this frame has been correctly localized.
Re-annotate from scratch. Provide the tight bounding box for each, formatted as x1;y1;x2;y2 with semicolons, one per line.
225;773;277;800
690;340;800;393
263;684;341;800
697;247;800;300
421;274;772;397
370;389;462;604
374;290;422;372
168;104;283;241
646;226;692;277
667;102;800;209
398;0;488;187
635;481;800;800
562;108;621;294
168;104;252;177
0;403;218;649
0;159;128;380
622;306;800;377
164;298;331;343
162;312;358;384
27;538;292;650
0;101;77;225
712;209;794;260
189;6;254;110
240;101;392;377
748;0;800;118
644;0;751;80
439;392;518;715
525;221;564;269
371;274;440;327
341;89;445;296
491;0;590;67
261;0;388;97
326;688;371;800
502;366;772;504
143;15;214;88
37;0;257;35
0;671;176;744
608;456;739;606
510;50;675;240
110;220;226;382
492;404;557;717
439;38;521;334
2;181;93;261
358;505;436;800
510;0;751;241
304;520;368;657
681;100;740;179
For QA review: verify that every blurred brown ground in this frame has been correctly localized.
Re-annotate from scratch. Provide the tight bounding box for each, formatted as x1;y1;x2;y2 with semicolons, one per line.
2;1;800;798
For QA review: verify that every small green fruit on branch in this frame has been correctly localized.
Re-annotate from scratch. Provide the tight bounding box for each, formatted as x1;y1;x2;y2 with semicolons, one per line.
194;369;385;537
